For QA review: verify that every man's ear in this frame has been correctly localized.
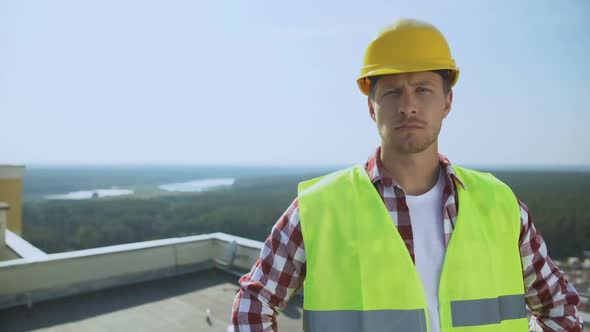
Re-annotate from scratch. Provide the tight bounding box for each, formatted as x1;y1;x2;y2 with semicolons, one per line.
443;90;453;119
368;98;376;122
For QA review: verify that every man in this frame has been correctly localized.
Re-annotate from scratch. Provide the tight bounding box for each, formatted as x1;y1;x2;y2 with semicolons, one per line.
230;19;583;332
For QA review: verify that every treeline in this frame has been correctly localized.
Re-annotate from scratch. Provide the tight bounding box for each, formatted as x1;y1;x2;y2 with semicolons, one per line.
21;170;590;259
22;173;318;252
491;170;590;258
23;165;335;198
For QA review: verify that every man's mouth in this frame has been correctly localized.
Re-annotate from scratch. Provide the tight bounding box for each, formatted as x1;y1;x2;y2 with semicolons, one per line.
395;123;424;130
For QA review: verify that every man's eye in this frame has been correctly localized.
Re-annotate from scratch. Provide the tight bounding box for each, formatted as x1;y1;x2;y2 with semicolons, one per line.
384;89;401;96
417;87;432;93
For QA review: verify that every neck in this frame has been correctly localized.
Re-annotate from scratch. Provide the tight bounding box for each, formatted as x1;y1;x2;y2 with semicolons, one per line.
380;143;441;196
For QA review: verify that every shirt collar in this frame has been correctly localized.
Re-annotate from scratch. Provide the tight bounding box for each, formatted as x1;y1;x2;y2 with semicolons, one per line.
363;146;466;191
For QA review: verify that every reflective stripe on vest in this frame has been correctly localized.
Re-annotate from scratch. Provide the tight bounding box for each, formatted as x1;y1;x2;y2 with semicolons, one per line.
451;294;527;327
302;294;526;332
303;309;427;332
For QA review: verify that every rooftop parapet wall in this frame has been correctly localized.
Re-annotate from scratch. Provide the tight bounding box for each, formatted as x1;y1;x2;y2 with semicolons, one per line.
0;232;262;310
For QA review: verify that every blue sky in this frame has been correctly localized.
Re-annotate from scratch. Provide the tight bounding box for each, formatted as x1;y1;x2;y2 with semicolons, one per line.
1;1;589;166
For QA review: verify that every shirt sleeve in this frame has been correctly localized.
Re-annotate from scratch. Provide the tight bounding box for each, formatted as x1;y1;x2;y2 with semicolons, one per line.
229;199;306;332
518;199;584;331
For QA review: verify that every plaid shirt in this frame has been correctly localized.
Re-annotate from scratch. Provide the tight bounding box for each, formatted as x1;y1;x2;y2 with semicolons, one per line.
230;147;583;331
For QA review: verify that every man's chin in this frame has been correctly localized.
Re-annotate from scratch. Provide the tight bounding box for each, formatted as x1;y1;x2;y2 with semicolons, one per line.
389;140;433;155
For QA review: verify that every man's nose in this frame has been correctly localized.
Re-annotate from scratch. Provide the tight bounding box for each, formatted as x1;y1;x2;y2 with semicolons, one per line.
399;91;418;115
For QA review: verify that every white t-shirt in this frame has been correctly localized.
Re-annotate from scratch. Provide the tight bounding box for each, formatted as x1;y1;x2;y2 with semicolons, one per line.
405;169;446;332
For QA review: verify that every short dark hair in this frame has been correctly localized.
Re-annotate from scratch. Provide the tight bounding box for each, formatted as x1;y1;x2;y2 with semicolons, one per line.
369;70;452;100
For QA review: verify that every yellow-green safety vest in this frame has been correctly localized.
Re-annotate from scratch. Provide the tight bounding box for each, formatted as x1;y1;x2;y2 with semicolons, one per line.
297;165;528;332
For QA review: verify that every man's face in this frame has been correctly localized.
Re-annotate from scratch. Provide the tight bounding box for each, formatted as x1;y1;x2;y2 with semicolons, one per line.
368;71;453;155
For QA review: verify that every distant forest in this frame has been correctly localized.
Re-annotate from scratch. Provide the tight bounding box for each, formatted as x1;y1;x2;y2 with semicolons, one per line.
20;166;590;259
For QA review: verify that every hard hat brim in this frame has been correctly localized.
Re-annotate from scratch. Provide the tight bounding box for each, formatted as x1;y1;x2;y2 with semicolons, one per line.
357;67;460;96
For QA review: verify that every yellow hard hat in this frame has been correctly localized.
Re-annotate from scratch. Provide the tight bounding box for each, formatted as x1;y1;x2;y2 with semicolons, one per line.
357;19;460;96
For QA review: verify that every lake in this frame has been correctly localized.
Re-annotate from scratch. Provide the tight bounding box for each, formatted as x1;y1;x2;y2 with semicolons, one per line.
44;177;236;199
46;189;134;200
159;178;235;192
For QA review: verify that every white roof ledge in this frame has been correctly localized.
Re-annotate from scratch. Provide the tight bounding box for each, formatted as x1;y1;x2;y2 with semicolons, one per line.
0;232;264;310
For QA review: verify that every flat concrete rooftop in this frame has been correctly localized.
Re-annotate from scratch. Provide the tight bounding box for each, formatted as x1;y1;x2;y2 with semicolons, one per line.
0;231;586;331
0;268;303;332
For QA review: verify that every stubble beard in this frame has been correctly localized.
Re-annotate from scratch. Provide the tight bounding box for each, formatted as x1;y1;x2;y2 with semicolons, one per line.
384;125;441;155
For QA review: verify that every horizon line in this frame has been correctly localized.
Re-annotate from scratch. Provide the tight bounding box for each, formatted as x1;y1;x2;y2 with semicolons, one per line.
15;162;590;171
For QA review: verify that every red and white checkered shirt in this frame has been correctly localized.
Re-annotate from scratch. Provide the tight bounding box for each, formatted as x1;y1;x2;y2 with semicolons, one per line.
230;147;583;331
